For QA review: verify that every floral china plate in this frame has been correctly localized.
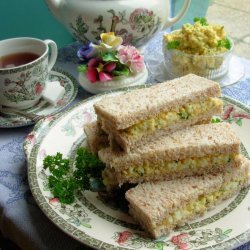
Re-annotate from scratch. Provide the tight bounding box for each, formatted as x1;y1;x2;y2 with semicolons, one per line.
0;68;78;128
24;86;250;250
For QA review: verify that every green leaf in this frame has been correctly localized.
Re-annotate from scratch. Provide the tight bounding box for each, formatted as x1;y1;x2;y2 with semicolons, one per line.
235;118;243;126
167;40;180;50
43;148;105;204
223;229;233;235
77;64;87;73
178;111;190;120
74;147;105;190
193;17;208;26
112;67;130;76
155;242;164;250
211;117;221;123
217;38;231;50
101;51;119;62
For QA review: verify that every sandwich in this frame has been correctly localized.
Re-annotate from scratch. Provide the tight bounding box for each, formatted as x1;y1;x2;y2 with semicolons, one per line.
99;123;241;189
84;121;109;155
125;156;250;239
94;74;223;152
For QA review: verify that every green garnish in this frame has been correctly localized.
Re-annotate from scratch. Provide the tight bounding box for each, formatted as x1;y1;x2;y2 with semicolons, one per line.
217;38;231;50
100;51;119;62
193;17;208;26
77;64;87;73
74;147;105;190
211;117;222;123
167;40;180;50
43;148;105;204
178;112;190;120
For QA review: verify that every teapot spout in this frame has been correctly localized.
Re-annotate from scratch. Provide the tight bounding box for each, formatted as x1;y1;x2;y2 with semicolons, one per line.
44;0;61;22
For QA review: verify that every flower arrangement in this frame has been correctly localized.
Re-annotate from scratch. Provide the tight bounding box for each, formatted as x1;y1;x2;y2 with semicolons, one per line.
77;32;145;83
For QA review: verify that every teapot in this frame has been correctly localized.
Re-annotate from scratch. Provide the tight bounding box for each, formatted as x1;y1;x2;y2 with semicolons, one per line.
45;0;191;48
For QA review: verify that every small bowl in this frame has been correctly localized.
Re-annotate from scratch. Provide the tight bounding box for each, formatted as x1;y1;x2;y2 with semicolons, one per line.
78;64;148;94
162;38;234;80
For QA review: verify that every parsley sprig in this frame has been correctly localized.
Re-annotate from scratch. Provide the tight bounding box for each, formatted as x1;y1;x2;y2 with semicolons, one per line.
193;17;208;26
167;40;180;50
43;148;105;204
217;38;231;50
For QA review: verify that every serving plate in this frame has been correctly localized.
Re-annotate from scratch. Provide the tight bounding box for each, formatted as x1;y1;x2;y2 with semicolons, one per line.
25;87;250;250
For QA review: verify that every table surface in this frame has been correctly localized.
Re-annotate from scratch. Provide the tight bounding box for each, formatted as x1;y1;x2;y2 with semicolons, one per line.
1;34;250;250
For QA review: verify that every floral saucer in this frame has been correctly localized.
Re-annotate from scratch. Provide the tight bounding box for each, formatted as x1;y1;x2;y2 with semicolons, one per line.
0;68;78;128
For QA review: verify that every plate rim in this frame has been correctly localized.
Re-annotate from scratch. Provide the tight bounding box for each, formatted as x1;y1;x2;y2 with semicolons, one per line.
26;88;250;250
0;67;78;128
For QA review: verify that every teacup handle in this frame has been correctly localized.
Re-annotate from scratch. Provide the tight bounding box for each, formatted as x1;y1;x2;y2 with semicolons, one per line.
44;39;58;72
163;0;191;30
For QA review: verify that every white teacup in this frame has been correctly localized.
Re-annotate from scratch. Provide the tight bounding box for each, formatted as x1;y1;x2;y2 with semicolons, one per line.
0;37;57;110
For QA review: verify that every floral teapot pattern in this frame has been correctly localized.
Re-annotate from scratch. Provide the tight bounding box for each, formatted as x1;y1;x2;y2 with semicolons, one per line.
45;0;191;48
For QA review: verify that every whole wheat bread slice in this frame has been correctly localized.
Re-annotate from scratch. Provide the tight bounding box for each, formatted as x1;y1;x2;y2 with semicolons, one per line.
84;121;109;155
94;74;221;130
125;157;250;239
102;106;221;152
98;123;241;171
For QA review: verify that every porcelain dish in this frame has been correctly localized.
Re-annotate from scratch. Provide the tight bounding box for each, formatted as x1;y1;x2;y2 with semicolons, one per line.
25;85;250;250
0;68;78;128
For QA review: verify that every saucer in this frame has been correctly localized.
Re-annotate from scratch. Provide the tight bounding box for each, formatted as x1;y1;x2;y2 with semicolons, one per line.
0;68;78;128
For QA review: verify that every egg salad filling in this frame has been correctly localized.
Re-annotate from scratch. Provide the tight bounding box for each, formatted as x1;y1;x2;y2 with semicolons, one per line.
121;97;222;139
155;176;245;229
102;153;238;186
163;17;230;55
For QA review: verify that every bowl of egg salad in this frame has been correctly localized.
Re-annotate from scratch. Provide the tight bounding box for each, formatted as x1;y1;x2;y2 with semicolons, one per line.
162;17;233;80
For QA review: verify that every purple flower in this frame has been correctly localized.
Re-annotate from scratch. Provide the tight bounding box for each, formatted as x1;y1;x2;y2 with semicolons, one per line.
77;42;96;61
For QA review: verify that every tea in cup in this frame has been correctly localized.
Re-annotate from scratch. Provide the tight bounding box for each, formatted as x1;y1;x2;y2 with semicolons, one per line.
0;37;57;109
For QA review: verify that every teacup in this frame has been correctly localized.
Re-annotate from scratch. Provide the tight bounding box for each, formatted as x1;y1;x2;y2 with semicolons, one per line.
0;37;57;110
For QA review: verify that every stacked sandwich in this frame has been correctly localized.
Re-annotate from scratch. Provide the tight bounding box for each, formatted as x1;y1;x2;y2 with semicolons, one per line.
84;74;250;239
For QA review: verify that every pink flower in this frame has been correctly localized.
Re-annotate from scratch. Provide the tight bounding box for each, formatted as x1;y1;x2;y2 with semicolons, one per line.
129;8;154;30
86;58;116;83
49;197;60;206
34;82;44;95
171;233;190;250
117;231;132;245
117;45;144;73
26;133;36;144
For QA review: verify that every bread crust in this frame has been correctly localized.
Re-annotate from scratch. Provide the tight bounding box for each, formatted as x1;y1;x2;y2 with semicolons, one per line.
94;74;221;130
84;121;109;155
98;123;241;170
125;157;250;238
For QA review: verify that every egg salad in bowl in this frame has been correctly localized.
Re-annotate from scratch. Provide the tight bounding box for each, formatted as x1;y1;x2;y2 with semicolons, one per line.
163;17;233;79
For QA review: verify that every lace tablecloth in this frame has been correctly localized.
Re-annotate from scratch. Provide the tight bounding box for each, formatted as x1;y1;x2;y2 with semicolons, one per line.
0;34;250;250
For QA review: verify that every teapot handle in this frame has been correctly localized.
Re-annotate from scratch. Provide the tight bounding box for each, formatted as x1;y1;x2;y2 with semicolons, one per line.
163;0;191;30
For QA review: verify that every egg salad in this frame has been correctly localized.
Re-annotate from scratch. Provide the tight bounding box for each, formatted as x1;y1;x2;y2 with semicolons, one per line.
164;17;231;55
163;17;232;79
121;97;222;140
156;176;245;229
103;153;239;185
